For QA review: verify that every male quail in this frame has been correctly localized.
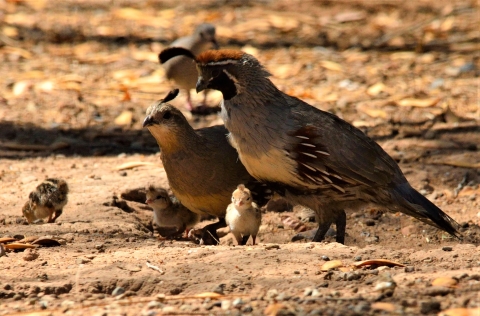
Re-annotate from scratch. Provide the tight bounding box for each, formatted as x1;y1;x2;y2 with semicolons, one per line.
160;23;218;113
159;47;461;243
22;178;69;224
226;184;262;246
145;185;200;238
143;89;271;244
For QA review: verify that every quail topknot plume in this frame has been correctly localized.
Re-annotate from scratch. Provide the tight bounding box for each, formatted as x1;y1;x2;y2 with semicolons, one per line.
160;47;461;244
143;89;271;245
160;23;218;113
226;184;262;246
22;178;69;224
145;185;200;238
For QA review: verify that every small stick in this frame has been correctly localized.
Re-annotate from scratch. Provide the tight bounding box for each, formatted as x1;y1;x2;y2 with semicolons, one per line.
146;260;165;274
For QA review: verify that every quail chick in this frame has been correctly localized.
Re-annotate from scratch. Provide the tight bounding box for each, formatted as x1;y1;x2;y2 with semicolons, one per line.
143;89;271;245
22;178;69;224
161;47;461;243
145;185;200;238
161;23;218;112
226;184;262;246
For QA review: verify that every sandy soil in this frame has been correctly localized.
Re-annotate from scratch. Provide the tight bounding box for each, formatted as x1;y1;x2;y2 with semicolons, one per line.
0;0;479;315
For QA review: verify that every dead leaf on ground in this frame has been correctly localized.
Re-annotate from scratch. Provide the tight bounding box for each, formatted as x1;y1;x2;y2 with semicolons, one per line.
438;308;480;316
264;303;287;316
371;302;396;312
320;260;344;271
114;162;158;171
353;259;406;268
4;243;37;250
395;98;440;107
31;237;63;247
319;60;343;72
0;237;18;244
431;277;458;288
114;111;133;126
193;292;223;299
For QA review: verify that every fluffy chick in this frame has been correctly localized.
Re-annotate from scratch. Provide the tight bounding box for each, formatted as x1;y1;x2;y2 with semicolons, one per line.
145;185;200;238
225;184;262;246
22;178;69;224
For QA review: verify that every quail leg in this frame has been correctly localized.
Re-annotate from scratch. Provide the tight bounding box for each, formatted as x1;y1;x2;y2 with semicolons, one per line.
185;89;193;112
251;235;257;246
201;218;226;245
51;209;63;223
47;208;55;223
240;235;250;246
335;210;347;244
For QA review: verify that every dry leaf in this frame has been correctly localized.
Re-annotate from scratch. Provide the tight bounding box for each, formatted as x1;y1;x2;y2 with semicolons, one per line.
264;303;287;316
334;11;366;23
353;259;406;268
439;308;480;316
130;50;159;63
371;302;396;312
193;292;223;299
0;237;18;244
2;46;33;59
4;243;37;250
319;60;343;72
114;111;133;126
31;237;62;247
367;82;387;96
431;277;458;288
12;80;32;96
19;236;40;243
395;98;440;108
268;15;300;32
320;260;343;271
114;162;158;171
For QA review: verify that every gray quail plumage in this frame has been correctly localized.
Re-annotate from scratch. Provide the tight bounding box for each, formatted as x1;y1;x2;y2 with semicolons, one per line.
159;47;461;243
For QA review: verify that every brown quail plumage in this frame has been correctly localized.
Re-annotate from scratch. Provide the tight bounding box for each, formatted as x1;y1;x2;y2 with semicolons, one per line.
23;178;69;224
143;89;271;244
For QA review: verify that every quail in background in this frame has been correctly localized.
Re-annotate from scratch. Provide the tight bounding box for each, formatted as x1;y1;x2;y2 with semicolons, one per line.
160;23;218;113
145;185;200;238
226;184;262;246
22;178;69;224
143;89;271;245
161;47;461;243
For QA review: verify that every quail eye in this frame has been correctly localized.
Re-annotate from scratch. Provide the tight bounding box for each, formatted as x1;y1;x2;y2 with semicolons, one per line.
156;195;163;200
211;68;221;78
246;197;250;201
163;111;171;120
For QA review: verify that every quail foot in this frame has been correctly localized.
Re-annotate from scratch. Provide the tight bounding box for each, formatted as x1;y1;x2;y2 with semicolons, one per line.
22;178;69;224
161;47;461;243
160;23;218;114
145;185;200;238
143;89;271;245
226;184;262;246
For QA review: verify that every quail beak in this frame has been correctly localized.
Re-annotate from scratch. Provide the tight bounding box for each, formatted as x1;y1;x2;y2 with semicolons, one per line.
196;77;208;93
145;198;152;204
236;201;243;207
143;115;155;128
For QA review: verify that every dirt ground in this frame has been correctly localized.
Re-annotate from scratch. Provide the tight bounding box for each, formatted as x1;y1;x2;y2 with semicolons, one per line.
1;0;479;315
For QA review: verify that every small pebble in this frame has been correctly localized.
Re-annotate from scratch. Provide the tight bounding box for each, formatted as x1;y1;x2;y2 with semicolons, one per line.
321;255;330;261
242;305;253;313
364;219;375;226
442;246;453;252
420;301;441;314
405;266;415;273
147;301;163;309
221;300;231;310
111;287;125;297
294;270;300;275
76;258;91;264
232;298;243;308
354;256;362;261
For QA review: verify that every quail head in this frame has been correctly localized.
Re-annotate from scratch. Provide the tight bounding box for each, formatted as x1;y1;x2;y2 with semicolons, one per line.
160;23;218;112
143;89;271;245
226;184;262;246
160;48;461;244
23;178;69;224
145;185;200;238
